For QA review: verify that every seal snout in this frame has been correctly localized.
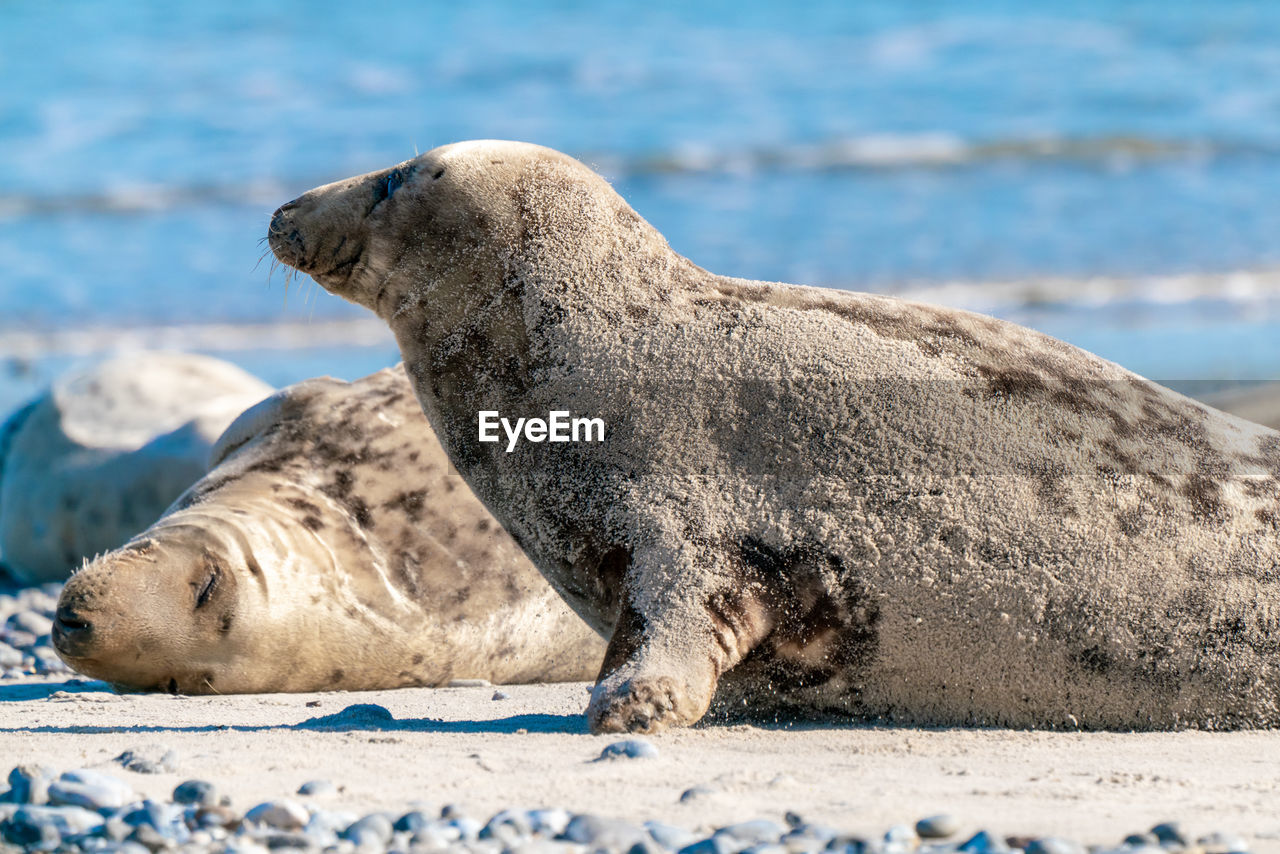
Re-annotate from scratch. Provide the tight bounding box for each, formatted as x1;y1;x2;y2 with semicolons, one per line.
267;200;308;271
51;603;95;658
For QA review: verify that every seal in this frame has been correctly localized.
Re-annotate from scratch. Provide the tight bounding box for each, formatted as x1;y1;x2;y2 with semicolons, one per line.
269;140;1280;732
52;365;604;693
0;352;272;584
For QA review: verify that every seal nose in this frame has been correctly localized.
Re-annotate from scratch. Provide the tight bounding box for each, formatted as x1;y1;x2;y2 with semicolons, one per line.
269;201;297;237
268;200;307;268
51;605;95;657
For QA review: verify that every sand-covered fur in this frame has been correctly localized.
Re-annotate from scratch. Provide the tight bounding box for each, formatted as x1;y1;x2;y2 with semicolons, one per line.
270;140;1280;732
0;352;272;584
54;366;604;693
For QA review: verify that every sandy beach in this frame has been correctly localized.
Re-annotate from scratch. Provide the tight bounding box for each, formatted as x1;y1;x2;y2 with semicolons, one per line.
2;675;1277;851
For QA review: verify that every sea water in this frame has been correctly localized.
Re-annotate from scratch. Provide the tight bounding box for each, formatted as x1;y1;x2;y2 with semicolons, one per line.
3;0;1280;412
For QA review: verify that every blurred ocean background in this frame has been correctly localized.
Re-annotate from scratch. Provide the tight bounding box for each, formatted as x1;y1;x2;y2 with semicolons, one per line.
4;0;1280;412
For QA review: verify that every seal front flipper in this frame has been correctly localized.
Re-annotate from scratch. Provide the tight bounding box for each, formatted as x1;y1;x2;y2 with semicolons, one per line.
586;538;776;734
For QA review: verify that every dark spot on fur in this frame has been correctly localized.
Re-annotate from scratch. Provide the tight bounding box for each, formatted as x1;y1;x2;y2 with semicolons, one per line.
1182;474;1221;519
329;669;345;684
385;489;427;520
975;364;1046;398
218;613;233;635
412;653;424;665
476;518;490;532
1076;645;1113;674
302;515;325;531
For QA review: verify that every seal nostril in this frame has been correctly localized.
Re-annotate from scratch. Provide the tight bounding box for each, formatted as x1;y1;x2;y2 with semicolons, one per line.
54;606;91;633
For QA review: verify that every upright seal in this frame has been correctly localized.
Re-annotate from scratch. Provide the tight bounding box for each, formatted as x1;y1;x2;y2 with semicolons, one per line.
270;140;1280;732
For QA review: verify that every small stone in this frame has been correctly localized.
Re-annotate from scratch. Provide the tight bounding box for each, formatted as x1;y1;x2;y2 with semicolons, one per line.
957;830;1010;854
1123;833;1157;847
482;808;532;843
7;765;55;805
916;815;959;840
528;808;571;837
244;800;310;831
342;813;394;847
1151;823;1188;847
718;820;786;845
598;738;660;761
883;824;917;846
679;784;721;803
563;814;647;849
783;824;838;852
48;769;135;810
6;804;105;840
1025;839;1085;854
0;642;21;667
172;780;218;807
446;815;482;841
253;830;314;849
393;810;434;834
305;809;358;842
823;836;870;854
7;612;53;637
647;821;700;851
127;822;174;850
492;690;510;700
680;837;741;854
114;745;178;774
1198;831;1250;853
296;779;336;798
194;805;239;829
440;804;468;820
629;840;669;854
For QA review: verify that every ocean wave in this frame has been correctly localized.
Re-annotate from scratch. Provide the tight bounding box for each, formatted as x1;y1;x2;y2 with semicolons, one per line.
884;269;1280;314
0;318;393;361
2;269;1279;362
0;134;1266;218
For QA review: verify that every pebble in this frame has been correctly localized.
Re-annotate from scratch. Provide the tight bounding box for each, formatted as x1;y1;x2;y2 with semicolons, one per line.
528;808;571;837
0;641;21;667
6;611;52;637
114;745;178;774
678;836;741;854
0;759;1259;854
717;820;786;846
393;810;434;834
296;779;337;798
492;690;510;700
679;784;722;803
342;813;394;847
47;769;135;810
1024;838;1085;854
7;764;55;805
244;799;310;831
916;814;960;840
172;780;219;807
1150;822;1188;847
598;738;660;761
957;829;1011;854
1198;830;1251;853
564;814;648;849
